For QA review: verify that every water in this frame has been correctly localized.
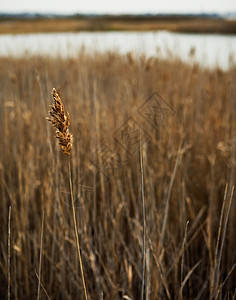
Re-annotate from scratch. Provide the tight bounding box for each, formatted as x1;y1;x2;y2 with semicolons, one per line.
0;31;235;70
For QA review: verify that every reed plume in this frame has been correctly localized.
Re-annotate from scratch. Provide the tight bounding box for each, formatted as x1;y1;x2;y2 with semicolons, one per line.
47;88;88;300
47;88;73;156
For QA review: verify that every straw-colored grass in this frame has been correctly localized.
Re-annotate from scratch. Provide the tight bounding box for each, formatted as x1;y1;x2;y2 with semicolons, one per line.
47;88;87;300
0;53;235;299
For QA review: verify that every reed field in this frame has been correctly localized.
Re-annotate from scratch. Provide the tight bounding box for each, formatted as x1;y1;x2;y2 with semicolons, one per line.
0;52;236;299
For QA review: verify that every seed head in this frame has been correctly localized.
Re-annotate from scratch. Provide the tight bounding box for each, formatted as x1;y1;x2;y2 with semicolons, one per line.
47;88;73;156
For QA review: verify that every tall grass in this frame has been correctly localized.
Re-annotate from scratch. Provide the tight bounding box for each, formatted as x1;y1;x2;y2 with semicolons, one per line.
0;53;235;299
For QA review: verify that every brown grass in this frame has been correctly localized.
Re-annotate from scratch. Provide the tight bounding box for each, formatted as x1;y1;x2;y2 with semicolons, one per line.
0;52;235;299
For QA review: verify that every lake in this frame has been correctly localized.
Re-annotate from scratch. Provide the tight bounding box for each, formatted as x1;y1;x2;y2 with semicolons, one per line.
0;31;236;70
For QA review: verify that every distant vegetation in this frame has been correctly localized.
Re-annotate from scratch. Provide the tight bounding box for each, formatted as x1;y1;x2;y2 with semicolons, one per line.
0;14;236;34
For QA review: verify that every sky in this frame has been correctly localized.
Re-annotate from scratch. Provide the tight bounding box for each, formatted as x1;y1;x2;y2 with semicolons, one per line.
1;0;236;15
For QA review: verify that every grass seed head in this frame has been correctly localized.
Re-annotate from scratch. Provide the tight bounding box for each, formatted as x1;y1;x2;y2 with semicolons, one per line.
47;88;73;156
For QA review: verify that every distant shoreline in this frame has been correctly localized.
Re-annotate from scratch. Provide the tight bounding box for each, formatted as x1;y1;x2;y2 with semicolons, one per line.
0;15;236;34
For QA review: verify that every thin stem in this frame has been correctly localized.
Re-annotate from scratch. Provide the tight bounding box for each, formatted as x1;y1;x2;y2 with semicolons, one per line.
215;185;234;300
140;131;146;300
180;220;189;300
8;206;11;300
68;158;88;300
37;204;45;300
211;183;228;299
35;269;51;300
158;139;183;256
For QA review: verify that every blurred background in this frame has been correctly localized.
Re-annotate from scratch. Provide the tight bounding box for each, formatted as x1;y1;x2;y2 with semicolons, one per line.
0;0;236;69
0;1;236;300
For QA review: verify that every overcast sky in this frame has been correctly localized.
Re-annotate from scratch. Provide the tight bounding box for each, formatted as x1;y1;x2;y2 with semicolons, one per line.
1;0;236;15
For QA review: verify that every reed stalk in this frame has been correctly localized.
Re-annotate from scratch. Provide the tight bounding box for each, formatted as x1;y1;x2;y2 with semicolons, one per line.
47;88;88;300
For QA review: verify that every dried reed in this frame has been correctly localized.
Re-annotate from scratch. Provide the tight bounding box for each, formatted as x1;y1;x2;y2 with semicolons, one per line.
1;55;236;299
47;88;88;300
47;88;73;156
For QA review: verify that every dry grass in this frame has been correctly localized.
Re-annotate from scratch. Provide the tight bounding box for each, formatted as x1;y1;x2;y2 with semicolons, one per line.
47;88;73;156
47;88;87;300
0;52;235;299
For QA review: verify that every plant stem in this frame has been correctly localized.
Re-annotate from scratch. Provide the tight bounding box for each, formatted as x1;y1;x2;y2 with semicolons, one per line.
8;206;11;300
140;131;146;300
37;203;45;300
68;158;88;300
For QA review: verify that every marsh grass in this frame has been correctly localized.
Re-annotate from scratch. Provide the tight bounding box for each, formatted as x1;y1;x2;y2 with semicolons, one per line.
0;53;235;299
47;88;88;300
